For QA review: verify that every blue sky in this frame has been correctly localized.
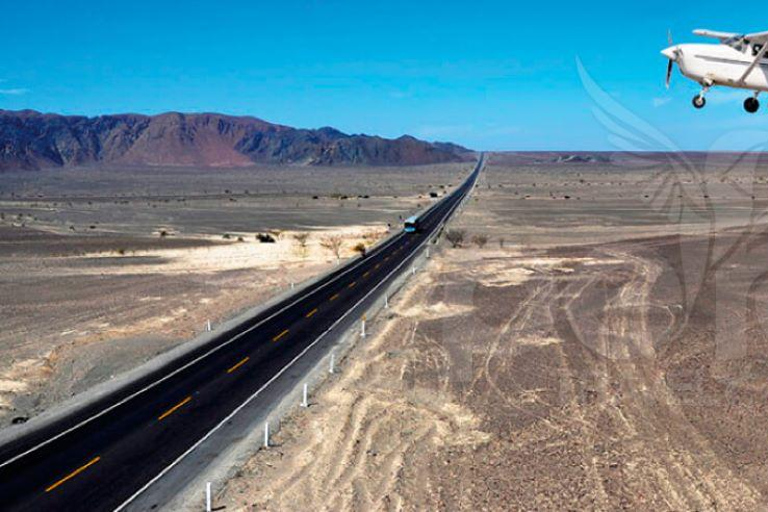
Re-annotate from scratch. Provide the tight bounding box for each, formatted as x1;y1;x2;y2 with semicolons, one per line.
2;0;767;151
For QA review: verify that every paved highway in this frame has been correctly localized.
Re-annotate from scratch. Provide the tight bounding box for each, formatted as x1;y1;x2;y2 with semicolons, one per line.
0;155;483;511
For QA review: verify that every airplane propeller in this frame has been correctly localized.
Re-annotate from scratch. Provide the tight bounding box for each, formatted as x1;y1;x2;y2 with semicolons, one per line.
664;30;677;89
666;59;674;89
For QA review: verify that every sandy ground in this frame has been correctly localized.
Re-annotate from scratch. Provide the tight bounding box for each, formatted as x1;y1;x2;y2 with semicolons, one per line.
219;155;768;510
0;163;468;425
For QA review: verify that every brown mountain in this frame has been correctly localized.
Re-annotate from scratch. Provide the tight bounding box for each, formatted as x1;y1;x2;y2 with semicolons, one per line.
0;110;472;170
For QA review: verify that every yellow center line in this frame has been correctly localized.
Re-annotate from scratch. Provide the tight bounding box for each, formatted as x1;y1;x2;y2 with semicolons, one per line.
306;308;318;318
384;256;390;261
363;271;370;278
158;396;192;421
375;264;381;269
227;356;250;374
348;281;356;288
272;329;290;342
330;293;340;301
45;456;101;493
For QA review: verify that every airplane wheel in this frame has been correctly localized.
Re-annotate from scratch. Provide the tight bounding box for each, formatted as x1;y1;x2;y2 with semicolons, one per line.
745;97;760;113
692;95;706;109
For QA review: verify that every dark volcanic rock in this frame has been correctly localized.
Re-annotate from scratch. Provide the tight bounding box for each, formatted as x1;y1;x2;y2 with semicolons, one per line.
0;110;472;170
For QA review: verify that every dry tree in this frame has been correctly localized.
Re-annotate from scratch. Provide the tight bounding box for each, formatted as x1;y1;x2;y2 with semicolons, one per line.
320;234;344;260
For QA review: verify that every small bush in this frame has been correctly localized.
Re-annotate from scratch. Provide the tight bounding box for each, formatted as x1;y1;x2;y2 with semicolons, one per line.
472;234;489;248
353;242;367;257
256;233;276;243
445;229;466;248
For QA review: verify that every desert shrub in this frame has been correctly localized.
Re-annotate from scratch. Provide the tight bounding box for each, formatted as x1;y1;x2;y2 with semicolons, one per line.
293;232;310;258
159;230;169;238
237;236;245;242
445;229;466;248
257;233;276;243
472;234;489;248
222;233;231;240
352;242;367;256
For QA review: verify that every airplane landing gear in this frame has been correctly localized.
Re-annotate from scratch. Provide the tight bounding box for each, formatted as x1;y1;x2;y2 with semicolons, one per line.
693;83;711;110
745;96;760;114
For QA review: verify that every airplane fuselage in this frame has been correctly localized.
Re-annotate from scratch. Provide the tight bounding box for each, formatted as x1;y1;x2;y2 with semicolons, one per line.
672;43;768;92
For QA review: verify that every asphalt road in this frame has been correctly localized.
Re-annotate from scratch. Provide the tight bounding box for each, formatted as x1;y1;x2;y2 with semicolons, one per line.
0;156;483;511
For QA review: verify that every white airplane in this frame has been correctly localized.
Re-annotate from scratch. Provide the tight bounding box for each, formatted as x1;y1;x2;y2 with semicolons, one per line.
662;29;768;112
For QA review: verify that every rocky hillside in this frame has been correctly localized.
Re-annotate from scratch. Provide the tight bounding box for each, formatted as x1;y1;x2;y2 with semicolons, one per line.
0;110;472;170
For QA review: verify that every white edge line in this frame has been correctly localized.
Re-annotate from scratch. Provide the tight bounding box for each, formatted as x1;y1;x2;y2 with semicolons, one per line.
113;162;481;511
0;230;404;470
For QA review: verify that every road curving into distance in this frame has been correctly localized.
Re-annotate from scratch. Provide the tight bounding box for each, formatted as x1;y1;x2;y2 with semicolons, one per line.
0;155;484;511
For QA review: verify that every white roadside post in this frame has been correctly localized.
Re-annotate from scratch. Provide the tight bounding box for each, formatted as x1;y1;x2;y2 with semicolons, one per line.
361;315;366;338
206;320;212;332
205;482;212;512
426;247;430;259
264;421;269;448
290;281;295;290
301;383;308;407
412;265;416;276
384;293;389;309
329;352;335;374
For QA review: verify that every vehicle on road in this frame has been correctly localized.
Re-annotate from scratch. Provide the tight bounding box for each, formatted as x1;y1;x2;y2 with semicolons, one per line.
404;215;420;233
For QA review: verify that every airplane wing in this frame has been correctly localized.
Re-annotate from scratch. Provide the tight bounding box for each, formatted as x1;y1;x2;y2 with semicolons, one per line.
693;29;739;41
744;30;768;43
694;28;768;43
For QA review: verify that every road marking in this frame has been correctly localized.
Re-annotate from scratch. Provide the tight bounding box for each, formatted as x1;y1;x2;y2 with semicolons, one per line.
305;308;318;318
330;293;339;301
384;256;390;261
158;396;192;421
348;281;356;288
45;456;101;493
112;158;483;512
363;271;370;278
272;329;289;342
375;264;381;269
227;357;249;374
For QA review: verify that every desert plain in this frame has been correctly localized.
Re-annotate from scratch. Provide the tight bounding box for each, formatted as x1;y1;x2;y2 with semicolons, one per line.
4;153;768;511
0;163;467;424
218;153;768;511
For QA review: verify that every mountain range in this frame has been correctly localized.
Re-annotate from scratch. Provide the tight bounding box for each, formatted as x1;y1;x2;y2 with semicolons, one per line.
0;110;472;170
